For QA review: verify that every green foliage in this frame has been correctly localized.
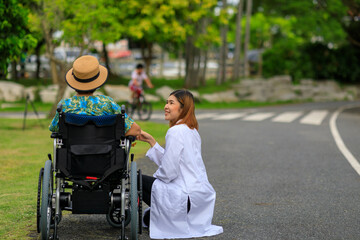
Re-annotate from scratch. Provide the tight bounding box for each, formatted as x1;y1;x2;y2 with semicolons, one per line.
0;0;36;73
333;45;360;83
253;0;347;45
262;39;303;80
263;41;360;83
62;0;124;45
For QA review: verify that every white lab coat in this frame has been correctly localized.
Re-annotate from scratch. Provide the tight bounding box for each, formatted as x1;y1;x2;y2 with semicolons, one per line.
145;124;223;239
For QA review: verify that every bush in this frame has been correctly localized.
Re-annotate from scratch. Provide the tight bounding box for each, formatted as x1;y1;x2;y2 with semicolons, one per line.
263;41;360;84
262;39;312;82
333;45;360;83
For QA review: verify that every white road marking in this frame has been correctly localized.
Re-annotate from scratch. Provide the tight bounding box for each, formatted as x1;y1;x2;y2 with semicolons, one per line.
272;111;303;123
242;112;275;121
299;110;328;125
196;113;218;120
212;112;248;120
330;105;360;176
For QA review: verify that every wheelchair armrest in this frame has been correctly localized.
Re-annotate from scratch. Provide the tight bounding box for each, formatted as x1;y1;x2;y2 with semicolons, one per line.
50;132;62;139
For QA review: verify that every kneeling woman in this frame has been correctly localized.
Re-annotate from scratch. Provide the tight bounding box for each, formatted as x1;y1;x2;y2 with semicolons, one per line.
137;90;223;239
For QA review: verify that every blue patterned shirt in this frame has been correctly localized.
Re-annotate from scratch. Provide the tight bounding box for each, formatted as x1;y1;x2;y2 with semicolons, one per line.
49;95;134;132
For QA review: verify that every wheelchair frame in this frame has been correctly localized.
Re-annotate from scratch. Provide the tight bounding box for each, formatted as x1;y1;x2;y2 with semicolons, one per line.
37;106;142;240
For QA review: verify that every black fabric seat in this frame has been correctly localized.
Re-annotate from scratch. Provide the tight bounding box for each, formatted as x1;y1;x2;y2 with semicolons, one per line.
56;113;126;184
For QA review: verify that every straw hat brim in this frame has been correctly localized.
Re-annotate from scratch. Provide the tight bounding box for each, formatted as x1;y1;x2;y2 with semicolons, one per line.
65;65;108;91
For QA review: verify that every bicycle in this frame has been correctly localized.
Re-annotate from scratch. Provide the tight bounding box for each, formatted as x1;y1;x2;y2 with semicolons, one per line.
125;89;152;120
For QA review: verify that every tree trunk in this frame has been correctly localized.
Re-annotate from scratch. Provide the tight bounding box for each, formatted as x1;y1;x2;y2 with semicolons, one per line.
159;47;164;78
185;35;194;88
200;50;208;86
192;48;201;88
140;41;153;76
243;0;253;77
35;48;41;79
258;50;263;76
48;61;69;118
216;0;228;85
102;42;112;76
232;0;245;81
20;58;25;78
35;39;45;79
11;61;18;80
178;48;182;78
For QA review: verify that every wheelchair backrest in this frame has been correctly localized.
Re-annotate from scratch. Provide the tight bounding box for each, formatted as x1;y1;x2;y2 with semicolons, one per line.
56;112;126;180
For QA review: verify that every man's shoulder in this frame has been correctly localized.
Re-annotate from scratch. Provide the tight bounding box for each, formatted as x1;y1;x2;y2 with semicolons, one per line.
91;94;114;102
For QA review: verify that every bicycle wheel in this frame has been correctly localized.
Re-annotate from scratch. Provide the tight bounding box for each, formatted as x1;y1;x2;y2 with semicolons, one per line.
125;101;135;118
137;102;152;121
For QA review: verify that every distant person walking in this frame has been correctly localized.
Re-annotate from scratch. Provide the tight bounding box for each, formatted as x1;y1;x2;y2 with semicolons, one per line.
128;63;154;102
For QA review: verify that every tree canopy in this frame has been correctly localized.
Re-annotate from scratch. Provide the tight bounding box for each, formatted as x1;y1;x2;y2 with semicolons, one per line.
1;0;360;85
0;0;36;75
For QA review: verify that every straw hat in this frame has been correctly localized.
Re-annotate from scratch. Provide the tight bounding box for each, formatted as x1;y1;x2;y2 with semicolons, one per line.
65;55;108;91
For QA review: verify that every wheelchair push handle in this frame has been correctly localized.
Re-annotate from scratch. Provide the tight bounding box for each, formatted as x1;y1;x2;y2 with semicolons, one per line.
57;104;63;113
126;135;136;143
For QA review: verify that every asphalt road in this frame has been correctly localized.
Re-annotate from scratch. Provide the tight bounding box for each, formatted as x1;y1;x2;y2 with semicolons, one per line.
31;101;360;239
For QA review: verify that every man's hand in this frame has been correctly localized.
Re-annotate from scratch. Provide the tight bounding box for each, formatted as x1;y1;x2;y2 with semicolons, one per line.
137;130;156;147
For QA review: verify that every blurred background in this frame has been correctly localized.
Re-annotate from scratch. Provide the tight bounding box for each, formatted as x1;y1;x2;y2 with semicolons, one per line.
1;0;360;116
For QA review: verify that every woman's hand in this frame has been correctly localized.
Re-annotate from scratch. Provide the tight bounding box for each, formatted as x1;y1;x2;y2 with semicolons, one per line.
137;130;156;147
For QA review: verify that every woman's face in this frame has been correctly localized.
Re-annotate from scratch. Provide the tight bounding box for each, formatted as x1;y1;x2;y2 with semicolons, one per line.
164;95;182;122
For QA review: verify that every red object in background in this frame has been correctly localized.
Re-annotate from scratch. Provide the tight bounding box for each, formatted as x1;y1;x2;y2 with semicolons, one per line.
108;50;132;58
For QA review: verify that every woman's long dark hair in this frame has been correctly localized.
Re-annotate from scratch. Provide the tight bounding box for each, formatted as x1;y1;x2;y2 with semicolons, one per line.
169;89;198;130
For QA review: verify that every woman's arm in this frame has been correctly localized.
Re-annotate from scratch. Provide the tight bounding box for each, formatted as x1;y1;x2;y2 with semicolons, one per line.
152;128;183;183
138;130;163;166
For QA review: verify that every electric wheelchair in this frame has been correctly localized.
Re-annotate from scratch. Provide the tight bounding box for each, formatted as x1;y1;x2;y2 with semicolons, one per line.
37;105;142;240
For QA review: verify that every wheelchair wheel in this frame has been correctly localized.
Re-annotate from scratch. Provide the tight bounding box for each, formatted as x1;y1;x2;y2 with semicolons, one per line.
37;168;44;233
106;208;131;228
137;102;152;121
130;162;138;240
40;160;54;240
137;169;143;234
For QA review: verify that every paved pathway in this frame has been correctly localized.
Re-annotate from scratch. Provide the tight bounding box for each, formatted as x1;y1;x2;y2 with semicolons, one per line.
26;100;360;239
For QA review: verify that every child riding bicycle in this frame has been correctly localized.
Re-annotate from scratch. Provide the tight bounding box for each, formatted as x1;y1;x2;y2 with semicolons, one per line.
128;63;154;103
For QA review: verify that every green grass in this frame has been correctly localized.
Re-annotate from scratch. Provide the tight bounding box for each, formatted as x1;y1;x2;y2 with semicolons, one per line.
0;118;168;240
0;101;53;112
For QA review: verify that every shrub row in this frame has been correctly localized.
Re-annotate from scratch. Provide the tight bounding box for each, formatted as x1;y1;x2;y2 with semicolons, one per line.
263;42;360;84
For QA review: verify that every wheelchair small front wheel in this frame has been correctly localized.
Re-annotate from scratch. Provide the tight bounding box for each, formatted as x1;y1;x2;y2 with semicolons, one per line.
106;208;130;228
40;160;54;240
